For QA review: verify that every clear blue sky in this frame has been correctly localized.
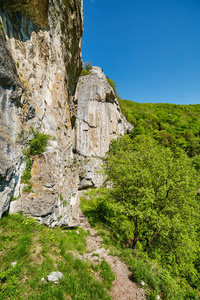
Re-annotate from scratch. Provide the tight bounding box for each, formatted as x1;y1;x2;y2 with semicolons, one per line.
82;0;200;104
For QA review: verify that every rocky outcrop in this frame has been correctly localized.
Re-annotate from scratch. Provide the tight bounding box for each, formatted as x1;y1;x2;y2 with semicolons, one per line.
0;0;83;226
0;22;24;218
0;2;132;226
74;67;133;189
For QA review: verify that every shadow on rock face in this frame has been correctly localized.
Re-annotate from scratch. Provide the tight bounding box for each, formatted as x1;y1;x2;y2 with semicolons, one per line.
1;0;49;34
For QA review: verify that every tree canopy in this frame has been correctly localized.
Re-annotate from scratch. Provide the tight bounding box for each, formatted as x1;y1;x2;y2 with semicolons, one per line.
119;100;200;157
96;135;200;285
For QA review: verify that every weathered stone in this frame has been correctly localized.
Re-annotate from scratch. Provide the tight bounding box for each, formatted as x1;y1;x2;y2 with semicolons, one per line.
78;157;106;189
140;280;145;286
0;1;131;225
47;271;64;283
11;261;17;267
74;67;133;188
74;67;132;158
0;0;83;225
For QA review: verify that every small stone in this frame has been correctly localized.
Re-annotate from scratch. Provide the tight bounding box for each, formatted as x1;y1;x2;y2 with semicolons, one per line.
47;271;64;283
76;230;80;234
140;280;145;286
11;262;17;267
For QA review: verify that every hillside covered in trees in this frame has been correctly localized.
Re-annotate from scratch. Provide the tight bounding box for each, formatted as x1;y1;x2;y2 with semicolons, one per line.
81;100;200;299
119;100;200;159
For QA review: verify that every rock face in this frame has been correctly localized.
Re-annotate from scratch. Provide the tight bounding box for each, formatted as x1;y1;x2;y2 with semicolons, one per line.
0;2;132;226
0;21;24;218
74;67;133;189
0;0;83;226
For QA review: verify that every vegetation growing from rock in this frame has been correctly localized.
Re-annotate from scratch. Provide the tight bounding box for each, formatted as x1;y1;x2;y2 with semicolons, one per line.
107;77;120;101
21;130;51;192
80;62;92;76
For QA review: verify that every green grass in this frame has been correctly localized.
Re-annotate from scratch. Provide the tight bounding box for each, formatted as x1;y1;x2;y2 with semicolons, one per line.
0;213;113;299
100;260;115;290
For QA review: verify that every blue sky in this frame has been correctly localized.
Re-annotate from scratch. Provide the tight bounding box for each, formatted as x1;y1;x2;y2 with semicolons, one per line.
82;0;200;104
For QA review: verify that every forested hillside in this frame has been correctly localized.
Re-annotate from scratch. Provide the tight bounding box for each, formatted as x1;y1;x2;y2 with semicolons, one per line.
119;100;200;158
81;99;200;299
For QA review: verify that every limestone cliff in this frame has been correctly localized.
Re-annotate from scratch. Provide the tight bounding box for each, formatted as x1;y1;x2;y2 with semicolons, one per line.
74;67;133;189
0;1;132;226
0;0;83;226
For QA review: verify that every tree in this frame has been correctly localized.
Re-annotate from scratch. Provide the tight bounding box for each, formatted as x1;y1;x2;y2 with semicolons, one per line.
98;135;200;279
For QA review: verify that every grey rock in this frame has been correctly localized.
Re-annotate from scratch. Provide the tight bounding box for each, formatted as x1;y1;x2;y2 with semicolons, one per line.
74;67;133;189
0;2;131;227
9;199;22;215
47;271;64;283
78;157;106;189
74;67;133;158
140;280;145;286
0;25;23;218
0;1;83;225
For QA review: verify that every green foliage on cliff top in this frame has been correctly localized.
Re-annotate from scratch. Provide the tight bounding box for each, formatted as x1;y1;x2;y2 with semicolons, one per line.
0;213;113;300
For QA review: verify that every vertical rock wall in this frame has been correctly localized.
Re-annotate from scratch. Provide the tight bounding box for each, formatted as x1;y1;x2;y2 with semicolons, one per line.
0;0;83;226
0;1;132;226
74;67;133;189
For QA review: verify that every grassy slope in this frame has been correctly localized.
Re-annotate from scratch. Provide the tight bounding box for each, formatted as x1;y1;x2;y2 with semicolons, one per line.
0;213;114;300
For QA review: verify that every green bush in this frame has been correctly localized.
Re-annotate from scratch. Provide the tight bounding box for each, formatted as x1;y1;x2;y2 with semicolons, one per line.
29;131;50;156
80;62;92;76
21;130;50;192
107;77;120;100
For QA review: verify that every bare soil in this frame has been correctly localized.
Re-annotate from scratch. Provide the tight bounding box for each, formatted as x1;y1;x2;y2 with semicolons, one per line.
79;209;147;300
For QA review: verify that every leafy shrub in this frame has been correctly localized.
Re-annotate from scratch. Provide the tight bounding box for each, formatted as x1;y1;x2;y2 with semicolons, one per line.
80;62;92;76
21;130;50;192
107;77;120;100
29;131;50;156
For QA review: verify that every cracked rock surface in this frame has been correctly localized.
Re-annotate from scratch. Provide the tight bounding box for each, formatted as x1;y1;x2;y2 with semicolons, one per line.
74;67;133;188
0;0;83;225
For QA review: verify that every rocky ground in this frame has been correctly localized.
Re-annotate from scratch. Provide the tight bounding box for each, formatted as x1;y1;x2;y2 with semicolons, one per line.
79;209;147;300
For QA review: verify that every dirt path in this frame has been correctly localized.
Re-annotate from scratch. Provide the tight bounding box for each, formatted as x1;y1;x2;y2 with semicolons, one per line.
79;209;146;300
